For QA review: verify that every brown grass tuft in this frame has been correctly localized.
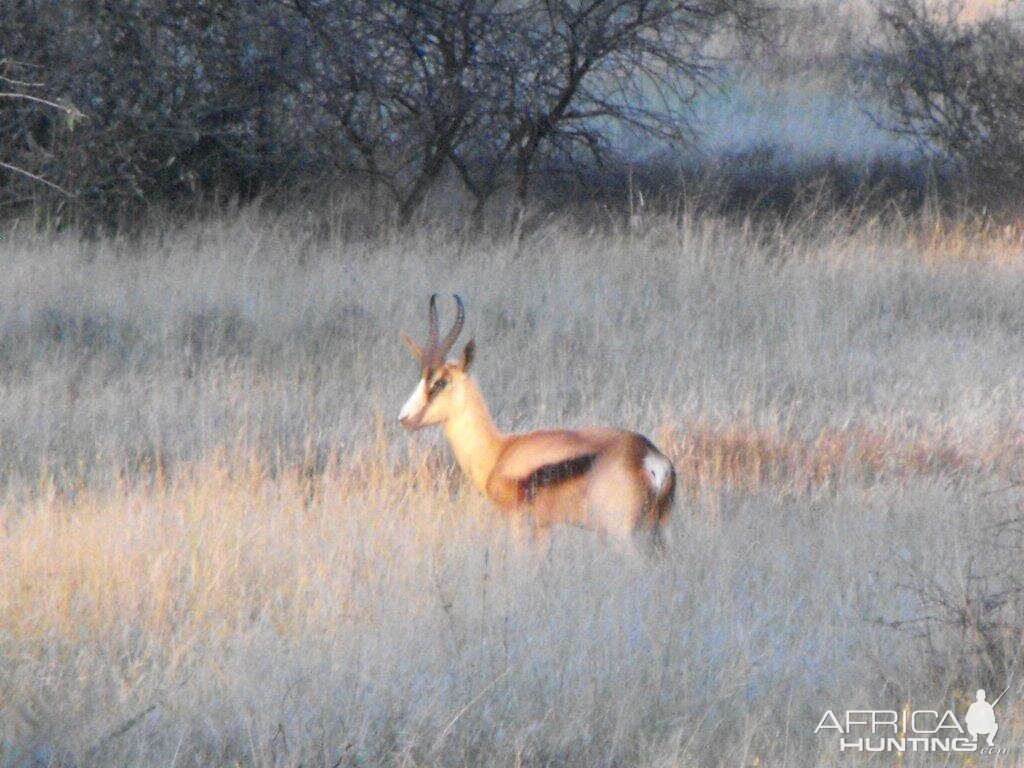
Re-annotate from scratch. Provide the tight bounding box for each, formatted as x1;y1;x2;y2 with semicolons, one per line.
664;420;1023;498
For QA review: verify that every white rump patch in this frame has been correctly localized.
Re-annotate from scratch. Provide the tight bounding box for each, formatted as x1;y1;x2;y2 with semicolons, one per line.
643;453;672;493
399;379;428;422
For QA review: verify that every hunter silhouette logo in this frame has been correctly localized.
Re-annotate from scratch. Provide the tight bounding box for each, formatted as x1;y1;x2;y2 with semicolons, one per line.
966;687;1007;747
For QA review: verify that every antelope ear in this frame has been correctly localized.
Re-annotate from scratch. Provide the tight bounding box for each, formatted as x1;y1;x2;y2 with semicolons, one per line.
400;331;423;361
460;338;475;371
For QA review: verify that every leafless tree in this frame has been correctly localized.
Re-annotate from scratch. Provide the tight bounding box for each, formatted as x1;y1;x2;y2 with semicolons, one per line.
459;0;753;220
283;0;763;224
868;0;1024;191
0;58;81;209
281;1;519;223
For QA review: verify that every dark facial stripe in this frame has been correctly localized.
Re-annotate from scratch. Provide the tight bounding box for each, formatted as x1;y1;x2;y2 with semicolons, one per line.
519;453;597;503
426;374;448;401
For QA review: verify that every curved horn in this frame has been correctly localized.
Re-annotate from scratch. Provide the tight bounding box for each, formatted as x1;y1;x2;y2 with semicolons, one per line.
437;294;465;360
425;293;439;360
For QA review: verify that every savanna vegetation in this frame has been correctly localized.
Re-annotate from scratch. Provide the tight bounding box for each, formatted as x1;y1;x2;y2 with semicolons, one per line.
1;0;1024;766
0;203;1022;766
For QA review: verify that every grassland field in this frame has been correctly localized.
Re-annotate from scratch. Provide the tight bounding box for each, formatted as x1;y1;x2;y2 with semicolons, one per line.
0;203;1022;767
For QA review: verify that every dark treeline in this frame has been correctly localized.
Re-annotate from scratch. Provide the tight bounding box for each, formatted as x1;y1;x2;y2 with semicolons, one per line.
2;0;1022;230
0;0;764;229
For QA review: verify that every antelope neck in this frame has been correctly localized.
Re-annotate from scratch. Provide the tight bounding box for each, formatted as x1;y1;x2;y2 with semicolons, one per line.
442;378;505;493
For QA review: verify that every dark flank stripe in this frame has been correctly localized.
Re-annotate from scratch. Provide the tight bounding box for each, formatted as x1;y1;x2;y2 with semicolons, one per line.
519;453;597;503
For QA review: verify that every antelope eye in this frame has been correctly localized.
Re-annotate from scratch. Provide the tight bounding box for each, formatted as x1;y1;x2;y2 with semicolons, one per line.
431;378;448;394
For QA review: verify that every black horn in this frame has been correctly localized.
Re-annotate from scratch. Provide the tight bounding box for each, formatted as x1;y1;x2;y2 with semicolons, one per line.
425;293;440;360
437;295;465;360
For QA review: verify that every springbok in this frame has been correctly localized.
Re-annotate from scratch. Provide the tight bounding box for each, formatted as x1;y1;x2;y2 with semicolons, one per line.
398;295;675;554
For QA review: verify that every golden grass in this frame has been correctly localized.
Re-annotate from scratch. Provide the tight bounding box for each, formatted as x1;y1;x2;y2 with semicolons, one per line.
911;216;1024;267
664;420;1024;498
2;415;1017;648
1;433;1020;766
3;456;446;633
0;208;1022;765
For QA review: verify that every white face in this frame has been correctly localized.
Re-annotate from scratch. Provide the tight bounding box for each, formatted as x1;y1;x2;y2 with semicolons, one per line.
398;379;430;428
397;332;473;431
397;365;457;431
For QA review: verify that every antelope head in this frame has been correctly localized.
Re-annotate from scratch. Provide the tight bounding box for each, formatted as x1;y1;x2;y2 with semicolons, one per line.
398;294;475;430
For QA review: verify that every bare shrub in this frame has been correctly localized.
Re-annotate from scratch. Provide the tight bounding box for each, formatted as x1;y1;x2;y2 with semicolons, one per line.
0;2;319;228
868;0;1024;195
879;489;1024;690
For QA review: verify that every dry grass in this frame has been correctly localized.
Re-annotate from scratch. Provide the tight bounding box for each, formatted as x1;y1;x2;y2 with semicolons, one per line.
0;205;1022;766
665;420;1023;500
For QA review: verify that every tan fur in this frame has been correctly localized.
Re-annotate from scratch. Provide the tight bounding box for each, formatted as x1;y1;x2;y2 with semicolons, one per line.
402;356;674;555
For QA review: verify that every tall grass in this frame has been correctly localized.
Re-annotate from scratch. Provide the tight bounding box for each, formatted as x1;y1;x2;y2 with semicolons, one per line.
0;205;1022;766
